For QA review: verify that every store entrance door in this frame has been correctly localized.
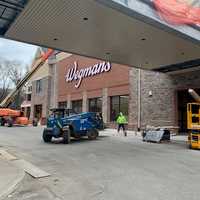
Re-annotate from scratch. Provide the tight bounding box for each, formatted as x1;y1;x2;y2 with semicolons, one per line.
26;107;31;119
34;105;42;121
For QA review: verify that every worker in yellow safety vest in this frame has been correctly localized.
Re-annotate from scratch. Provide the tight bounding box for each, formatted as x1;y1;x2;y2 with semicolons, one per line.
116;112;127;136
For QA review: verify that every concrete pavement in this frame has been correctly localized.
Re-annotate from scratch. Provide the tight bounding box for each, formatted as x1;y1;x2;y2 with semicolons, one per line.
0;126;200;200
0;158;24;200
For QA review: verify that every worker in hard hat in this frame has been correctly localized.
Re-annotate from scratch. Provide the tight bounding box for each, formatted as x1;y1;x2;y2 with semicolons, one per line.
116;112;127;136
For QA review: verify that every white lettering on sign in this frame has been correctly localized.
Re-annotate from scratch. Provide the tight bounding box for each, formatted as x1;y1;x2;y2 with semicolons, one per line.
65;61;111;88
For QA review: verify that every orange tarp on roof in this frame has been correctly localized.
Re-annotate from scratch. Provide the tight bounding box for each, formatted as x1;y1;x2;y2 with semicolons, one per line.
153;0;200;25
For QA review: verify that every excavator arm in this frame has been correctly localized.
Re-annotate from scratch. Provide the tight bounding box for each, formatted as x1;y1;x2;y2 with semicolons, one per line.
0;49;54;108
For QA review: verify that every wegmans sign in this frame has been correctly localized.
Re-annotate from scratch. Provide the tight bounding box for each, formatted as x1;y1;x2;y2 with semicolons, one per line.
65;61;111;88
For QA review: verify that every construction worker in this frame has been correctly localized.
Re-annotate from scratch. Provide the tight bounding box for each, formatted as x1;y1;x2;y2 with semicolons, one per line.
116;112;127;136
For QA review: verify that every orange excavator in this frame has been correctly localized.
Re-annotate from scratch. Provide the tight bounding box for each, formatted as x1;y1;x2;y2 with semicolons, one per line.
0;49;54;127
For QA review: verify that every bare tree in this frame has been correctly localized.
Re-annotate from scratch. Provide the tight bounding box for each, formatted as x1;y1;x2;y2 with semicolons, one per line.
0;60;11;102
7;60;26;109
0;59;26;108
7;60;24;86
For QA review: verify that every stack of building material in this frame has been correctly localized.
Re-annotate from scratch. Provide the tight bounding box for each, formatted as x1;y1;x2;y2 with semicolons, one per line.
143;126;171;143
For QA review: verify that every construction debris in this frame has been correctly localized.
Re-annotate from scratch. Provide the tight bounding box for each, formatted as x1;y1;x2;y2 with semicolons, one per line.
13;159;50;178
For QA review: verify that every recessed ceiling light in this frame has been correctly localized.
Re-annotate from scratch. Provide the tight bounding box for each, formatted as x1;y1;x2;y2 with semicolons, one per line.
83;17;88;21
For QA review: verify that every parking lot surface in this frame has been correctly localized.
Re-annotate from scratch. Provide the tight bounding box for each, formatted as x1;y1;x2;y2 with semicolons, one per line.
0;126;199;200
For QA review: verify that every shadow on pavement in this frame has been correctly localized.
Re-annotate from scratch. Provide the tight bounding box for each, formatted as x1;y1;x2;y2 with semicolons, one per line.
46;135;109;145
164;139;188;149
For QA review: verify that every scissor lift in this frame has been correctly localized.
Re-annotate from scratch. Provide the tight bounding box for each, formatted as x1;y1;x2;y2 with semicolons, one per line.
187;102;200;149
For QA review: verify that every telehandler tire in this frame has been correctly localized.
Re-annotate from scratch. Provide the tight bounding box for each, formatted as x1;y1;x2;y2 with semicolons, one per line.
88;128;99;140
0;118;5;126
7;118;13;127
32;119;38;127
63;128;71;144
43;129;52;143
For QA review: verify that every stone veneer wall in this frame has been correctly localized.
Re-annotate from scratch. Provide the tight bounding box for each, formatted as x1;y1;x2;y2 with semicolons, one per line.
102;88;109;123
128;68;139;129
140;69;175;128
129;68;200;130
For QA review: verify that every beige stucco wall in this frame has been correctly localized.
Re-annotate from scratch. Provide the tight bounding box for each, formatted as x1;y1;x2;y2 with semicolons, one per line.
56;52;72;62
29;60;49;81
29;52;72;82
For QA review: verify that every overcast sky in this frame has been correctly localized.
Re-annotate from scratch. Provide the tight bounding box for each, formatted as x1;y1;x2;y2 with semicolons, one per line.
0;38;38;66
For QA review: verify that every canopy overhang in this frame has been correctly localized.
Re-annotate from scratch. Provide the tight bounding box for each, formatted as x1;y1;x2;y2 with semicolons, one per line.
1;0;200;71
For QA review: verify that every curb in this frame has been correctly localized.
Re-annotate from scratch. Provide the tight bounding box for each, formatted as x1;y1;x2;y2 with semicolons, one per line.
0;165;25;200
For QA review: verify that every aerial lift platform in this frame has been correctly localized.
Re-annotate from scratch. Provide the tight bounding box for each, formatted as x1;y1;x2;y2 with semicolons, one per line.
0;49;54;127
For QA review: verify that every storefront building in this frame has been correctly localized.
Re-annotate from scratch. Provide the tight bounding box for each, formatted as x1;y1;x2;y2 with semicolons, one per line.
57;55;200;132
23;50;200;133
57;53;132;128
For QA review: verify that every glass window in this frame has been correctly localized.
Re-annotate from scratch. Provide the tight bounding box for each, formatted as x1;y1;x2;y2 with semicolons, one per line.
28;85;32;93
120;96;129;118
34;104;42;119
26;107;31;119
72;100;82;113
27;94;31;101
58;101;67;108
110;96;120;121
110;95;129;121
89;97;102;113
36;79;42;94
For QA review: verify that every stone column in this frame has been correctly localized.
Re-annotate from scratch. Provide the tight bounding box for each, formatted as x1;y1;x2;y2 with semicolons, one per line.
30;104;34;122
82;91;88;112
45;76;52;118
129;68;139;130
140;70;175;128
67;94;71;109
102;88;108;123
30;81;36;122
24;107;27;117
49;63;58;108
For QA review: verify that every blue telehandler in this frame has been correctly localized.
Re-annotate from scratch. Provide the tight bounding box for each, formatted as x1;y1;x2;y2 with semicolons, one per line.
43;108;103;144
